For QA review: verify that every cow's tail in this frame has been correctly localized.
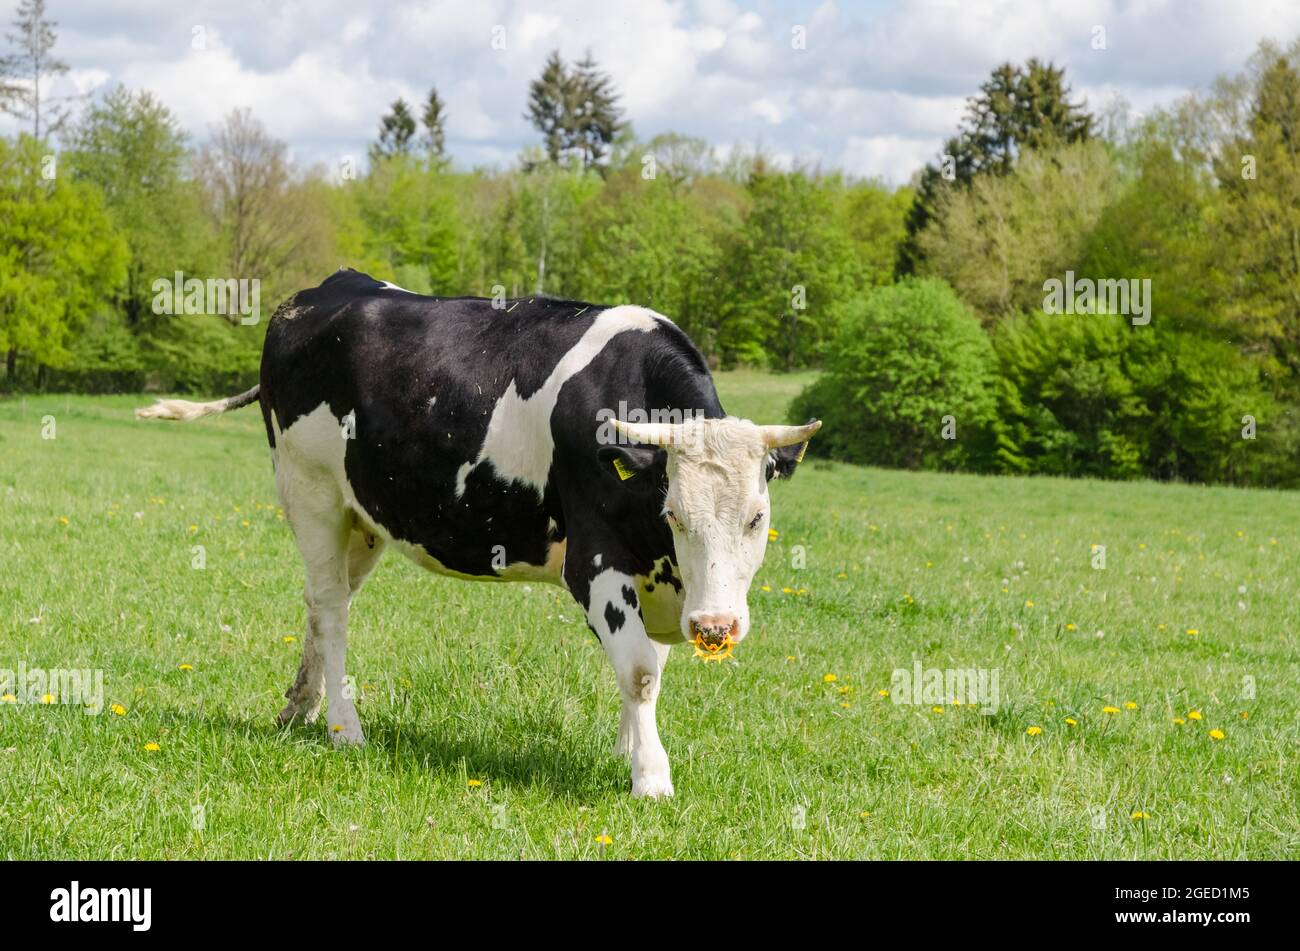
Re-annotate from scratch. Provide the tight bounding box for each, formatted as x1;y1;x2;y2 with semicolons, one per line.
135;385;261;422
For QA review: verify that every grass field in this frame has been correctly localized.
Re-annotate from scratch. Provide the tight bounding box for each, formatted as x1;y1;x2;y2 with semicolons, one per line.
1;374;1297;859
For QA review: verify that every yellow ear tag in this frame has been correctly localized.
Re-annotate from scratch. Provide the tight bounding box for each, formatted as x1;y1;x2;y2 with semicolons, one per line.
795;442;808;464
612;457;635;481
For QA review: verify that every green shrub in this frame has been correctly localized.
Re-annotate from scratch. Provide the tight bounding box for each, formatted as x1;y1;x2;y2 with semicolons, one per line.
992;312;1285;484
790;278;999;469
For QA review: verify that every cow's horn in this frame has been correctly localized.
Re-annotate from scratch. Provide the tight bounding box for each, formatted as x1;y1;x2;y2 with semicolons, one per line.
759;419;822;449
610;418;678;447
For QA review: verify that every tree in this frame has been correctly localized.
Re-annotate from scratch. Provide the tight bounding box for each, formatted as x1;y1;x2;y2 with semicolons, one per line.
569;52;623;169
526;52;569;164
421;86;447;160
1213;44;1300;396
918;140;1119;323
355;156;480;295
64;86;214;326
0;0;76;140
899;59;1093;274
194;109;337;315
525;50;625;170
0;135;126;381
790;278;999;470
371;98;417;162
644;132;714;193
573;165;729;349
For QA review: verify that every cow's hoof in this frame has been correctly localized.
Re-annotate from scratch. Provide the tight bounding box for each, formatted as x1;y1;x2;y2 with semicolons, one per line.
329;725;366;747
278;701;321;726
631;773;674;799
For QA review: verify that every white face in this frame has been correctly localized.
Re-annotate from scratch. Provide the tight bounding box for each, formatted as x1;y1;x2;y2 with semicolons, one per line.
659;419;773;646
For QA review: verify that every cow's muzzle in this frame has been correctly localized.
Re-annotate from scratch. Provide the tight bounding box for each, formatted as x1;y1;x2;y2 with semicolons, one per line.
689;615;740;650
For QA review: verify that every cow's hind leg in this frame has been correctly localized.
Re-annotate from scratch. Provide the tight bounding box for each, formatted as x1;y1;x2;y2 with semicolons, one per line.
275;458;364;744
278;525;384;726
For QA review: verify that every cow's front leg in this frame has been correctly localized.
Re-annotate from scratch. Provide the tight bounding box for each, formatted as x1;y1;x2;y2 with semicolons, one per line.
580;566;674;798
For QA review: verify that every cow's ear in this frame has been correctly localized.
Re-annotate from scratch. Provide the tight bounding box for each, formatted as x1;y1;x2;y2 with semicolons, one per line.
598;444;663;486
765;419;817;481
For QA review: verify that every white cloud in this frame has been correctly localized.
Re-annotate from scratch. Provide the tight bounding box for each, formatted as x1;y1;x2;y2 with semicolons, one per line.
2;0;1298;183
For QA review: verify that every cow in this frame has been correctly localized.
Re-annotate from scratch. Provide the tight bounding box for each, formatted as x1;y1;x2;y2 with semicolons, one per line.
138;268;820;798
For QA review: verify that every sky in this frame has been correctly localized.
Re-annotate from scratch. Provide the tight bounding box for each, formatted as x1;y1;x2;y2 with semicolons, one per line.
3;0;1300;185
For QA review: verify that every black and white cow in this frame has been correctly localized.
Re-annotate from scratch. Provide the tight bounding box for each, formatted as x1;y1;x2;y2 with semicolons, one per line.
138;268;820;797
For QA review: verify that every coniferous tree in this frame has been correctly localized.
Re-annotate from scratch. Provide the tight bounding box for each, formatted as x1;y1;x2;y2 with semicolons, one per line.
0;0;76;140
421;86;447;159
525;50;624;170
371;98;418;162
899;59;1093;274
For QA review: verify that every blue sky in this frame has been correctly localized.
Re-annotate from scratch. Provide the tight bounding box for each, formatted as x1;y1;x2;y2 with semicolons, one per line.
3;0;1299;184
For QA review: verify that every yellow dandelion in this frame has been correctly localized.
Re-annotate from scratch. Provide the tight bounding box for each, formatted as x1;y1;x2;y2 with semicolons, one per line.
1124;701;1138;710
931;705;944;714
1172;717;1185;725
1102;706;1120;714
188;524;198;533
859;810;871;818
57;516;70;525
840;701;851;709
40;693;55;704
1;693;16;703
1065;623;1076;631
1186;628;1199;636
796;587;808;596
1026;726;1042;736
1239;711;1249;720
282;635;296;643
837;686;851;695
1188;710;1202;721
594;834;612;845
781;587;793;594
110;703;126;716
1130;811;1149;821
877;688;889;697
760;585;771;592
836;572;848;580
241;520;250;528
822;673;837;683
467;779;483;787
144;742;161;752
331;725;343;733
1024;600;1035;608
767;528;779;542
1208;729;1225;741
785;655;797;662
1064;717;1077;726
178;664;193;671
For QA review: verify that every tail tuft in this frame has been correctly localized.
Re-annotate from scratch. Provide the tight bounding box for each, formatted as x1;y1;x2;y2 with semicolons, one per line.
135;385;260;422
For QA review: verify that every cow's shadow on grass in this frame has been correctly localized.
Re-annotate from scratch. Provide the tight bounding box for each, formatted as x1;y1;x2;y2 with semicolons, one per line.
187;707;627;802
359;717;628;801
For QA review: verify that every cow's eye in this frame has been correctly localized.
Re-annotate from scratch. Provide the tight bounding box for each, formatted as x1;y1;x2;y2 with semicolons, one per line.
748;512;764;531
665;508;681;528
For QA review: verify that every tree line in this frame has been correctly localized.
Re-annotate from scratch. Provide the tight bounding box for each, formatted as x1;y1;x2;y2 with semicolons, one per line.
1;0;1298;486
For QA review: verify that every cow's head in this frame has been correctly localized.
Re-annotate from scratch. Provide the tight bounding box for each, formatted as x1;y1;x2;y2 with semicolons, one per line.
599;416;821;647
